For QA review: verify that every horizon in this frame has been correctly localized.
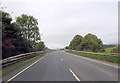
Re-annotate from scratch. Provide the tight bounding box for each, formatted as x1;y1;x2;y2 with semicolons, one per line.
1;0;118;49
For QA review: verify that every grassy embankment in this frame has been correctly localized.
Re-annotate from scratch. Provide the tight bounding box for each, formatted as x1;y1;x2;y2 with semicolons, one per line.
66;51;120;64
105;47;116;54
2;54;44;76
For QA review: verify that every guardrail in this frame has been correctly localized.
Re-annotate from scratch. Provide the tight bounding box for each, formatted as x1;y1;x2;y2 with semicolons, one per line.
1;51;45;68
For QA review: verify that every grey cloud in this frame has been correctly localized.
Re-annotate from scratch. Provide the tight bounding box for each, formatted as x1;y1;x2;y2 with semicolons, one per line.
2;1;118;49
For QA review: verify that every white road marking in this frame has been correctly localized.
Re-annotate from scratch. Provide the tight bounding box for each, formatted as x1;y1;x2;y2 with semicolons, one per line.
69;69;80;81
61;58;63;61
6;56;45;82
65;52;118;68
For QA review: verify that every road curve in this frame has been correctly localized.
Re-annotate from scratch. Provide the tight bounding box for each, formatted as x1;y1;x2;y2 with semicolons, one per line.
6;50;118;81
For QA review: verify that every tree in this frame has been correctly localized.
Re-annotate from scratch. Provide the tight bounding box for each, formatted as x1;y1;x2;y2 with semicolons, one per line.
35;41;45;51
2;11;16;58
79;33;104;52
2;11;41;59
65;46;70;49
69;35;83;50
111;45;120;53
104;44;115;48
16;14;40;47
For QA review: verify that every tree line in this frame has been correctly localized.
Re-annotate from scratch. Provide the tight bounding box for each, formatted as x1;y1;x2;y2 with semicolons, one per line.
65;33;105;52
104;44;118;53
111;45;119;53
2;11;45;59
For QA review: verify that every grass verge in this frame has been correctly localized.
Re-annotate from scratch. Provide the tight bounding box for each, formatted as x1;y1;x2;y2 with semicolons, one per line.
2;54;44;76
105;47;116;54
66;51;120;64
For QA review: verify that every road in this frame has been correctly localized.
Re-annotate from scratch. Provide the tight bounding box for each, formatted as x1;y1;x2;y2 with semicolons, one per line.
5;50;118;81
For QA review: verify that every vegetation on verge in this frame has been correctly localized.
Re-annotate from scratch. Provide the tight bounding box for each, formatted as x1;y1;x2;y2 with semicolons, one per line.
2;54;44;76
69;35;83;50
2;11;45;59
35;41;45;51
66;51;120;64
104;44;119;53
105;47;116;54
111;45;119;53
65;33;105;52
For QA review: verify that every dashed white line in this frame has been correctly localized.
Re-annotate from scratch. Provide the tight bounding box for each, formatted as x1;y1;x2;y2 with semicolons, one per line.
69;69;80;81
65;52;118;68
6;56;45;82
61;58;63;61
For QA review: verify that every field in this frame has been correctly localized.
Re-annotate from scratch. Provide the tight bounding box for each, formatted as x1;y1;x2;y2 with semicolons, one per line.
105;47;116;54
66;51;120;64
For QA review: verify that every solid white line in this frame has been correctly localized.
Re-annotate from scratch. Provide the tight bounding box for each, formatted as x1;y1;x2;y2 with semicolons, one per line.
65;52;118;68
6;56;45;82
69;69;80;81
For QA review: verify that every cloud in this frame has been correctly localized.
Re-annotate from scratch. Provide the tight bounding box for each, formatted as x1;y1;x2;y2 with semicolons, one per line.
2;1;118;48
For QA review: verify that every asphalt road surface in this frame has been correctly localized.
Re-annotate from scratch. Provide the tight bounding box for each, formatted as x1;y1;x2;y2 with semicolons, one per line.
5;50;118;81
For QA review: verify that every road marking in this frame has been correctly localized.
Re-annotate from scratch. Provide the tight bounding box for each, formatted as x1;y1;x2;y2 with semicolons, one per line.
65;52;118;68
6;56;45;82
61;58;63;61
69;69;80;81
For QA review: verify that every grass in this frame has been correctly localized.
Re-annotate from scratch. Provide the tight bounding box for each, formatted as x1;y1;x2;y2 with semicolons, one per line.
105;47;116;54
66;51;120;64
2;54;44;76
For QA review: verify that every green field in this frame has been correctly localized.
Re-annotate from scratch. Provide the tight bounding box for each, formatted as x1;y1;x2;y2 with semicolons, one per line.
66;51;120;64
2;54;44;76
105;47;116;54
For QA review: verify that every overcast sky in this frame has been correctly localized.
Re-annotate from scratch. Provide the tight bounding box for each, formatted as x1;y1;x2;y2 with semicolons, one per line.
1;0;119;49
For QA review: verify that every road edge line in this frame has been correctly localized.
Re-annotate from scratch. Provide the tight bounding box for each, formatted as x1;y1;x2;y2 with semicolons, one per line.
6;56;45;82
65;51;118;68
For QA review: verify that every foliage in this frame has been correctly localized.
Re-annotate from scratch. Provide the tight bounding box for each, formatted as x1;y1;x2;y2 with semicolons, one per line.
104;44;116;48
2;11;16;58
105;47;116;53
66;51;120;64
44;47;49;50
68;33;105;52
35;41;45;51
2;54;44;76
16;14;40;47
69;35;83;50
65;46;71;49
111;45;120;53
2;11;42;59
80;33;104;52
